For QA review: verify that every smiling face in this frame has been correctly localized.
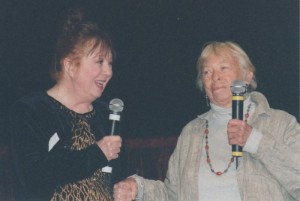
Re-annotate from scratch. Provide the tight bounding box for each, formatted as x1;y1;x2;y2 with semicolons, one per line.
197;42;256;108
202;52;246;108
68;43;113;102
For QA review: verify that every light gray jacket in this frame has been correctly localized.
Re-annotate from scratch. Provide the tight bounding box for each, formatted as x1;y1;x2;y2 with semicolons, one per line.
135;92;300;201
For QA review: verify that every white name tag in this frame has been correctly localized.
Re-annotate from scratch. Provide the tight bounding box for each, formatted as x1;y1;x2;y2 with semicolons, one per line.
102;166;112;173
48;132;60;152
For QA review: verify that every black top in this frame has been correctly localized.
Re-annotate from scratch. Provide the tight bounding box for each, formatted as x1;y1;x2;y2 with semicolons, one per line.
10;92;126;201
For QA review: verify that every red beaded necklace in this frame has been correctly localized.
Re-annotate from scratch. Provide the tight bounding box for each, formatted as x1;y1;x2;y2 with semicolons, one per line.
204;104;251;176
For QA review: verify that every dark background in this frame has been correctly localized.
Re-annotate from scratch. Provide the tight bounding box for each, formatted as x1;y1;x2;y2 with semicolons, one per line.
0;0;299;145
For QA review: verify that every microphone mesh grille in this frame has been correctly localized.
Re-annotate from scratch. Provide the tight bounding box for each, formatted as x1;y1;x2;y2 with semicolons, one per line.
109;98;124;112
231;80;246;94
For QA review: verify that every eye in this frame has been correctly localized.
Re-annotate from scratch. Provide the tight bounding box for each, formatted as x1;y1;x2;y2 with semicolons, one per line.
202;69;212;77
97;59;104;64
221;65;229;71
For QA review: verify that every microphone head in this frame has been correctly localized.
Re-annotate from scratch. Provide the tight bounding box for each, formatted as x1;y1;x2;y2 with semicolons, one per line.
109;98;124;113
231;80;247;95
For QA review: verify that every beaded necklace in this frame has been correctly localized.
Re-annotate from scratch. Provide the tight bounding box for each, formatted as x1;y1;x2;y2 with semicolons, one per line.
204;104;251;176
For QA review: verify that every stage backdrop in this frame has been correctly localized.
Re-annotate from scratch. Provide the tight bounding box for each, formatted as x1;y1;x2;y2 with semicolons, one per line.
0;1;299;200
0;0;299;143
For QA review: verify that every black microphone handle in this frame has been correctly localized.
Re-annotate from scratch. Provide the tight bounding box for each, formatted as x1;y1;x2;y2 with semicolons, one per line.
232;95;244;157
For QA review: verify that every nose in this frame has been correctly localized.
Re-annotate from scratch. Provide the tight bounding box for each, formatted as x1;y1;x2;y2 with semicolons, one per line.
103;62;113;77
212;71;220;81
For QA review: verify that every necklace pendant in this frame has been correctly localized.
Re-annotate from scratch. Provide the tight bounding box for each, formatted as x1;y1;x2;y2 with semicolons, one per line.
216;172;222;176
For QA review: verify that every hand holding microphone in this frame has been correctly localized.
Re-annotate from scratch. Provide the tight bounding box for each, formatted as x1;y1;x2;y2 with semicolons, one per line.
97;135;122;161
229;80;246;157
100;98;124;173
227;120;252;148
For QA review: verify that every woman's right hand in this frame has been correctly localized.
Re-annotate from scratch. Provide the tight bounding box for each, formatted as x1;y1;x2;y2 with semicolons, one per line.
113;177;138;201
96;135;122;161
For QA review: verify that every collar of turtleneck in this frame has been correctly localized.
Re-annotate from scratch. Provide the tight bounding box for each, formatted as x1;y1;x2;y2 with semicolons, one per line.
209;96;253;122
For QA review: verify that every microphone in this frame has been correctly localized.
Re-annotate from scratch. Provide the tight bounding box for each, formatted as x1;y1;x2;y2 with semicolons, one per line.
102;98;124;174
230;80;247;158
109;98;124;135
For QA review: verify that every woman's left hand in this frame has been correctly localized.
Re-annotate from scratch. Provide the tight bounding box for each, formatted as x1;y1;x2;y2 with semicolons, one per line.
227;119;253;146
96;135;122;161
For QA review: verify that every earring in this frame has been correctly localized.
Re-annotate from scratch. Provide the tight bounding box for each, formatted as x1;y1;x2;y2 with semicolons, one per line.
205;95;210;107
245;83;251;93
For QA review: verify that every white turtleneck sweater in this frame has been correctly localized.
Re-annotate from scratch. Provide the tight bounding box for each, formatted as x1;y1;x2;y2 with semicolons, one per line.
198;98;261;201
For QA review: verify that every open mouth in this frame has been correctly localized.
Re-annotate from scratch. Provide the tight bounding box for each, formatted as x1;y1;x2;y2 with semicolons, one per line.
95;80;105;88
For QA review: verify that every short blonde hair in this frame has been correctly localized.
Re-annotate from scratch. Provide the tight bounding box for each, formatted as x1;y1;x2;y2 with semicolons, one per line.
196;41;257;92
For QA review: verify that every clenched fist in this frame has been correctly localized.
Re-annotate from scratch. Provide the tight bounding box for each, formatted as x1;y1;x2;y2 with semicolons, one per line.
114;177;138;201
227;119;252;146
96;135;122;161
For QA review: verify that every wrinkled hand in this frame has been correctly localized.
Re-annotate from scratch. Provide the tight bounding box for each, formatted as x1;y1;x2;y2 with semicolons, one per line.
113;177;137;201
227;119;253;146
96;135;122;161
